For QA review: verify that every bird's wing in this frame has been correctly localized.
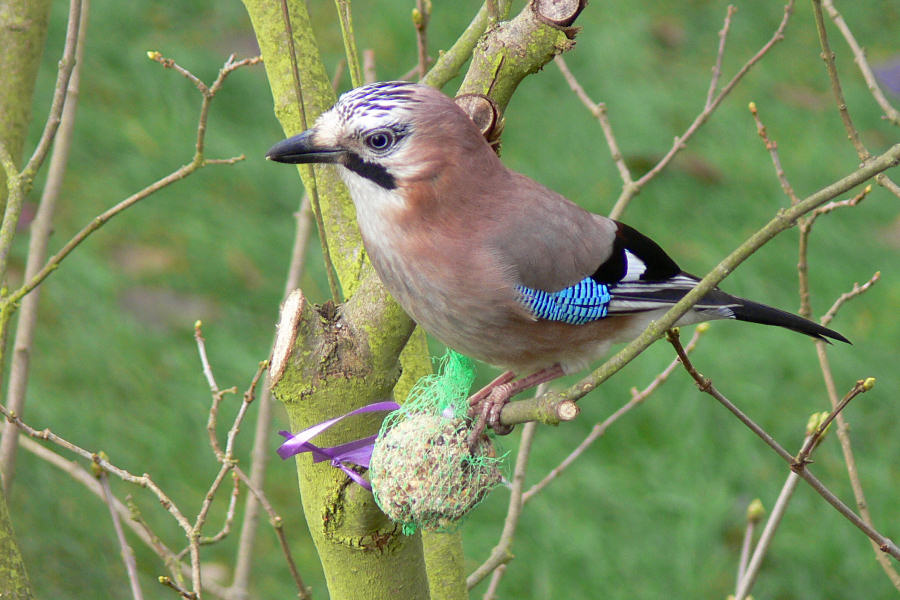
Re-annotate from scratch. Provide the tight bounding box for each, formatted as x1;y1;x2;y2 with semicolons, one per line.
492;179;736;324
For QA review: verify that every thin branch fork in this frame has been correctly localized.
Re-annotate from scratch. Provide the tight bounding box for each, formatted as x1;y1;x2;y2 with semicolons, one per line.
820;271;879;328
194;322;311;599
0;0;83;289
734;423;817;600
793;378;873;468
607;1;795;219
0;0;92;494
0;403;201;588
749;101;799;205
811;0;900;200
554;55;634;191
666;330;900;562
6;52;256;313
473;328;705;592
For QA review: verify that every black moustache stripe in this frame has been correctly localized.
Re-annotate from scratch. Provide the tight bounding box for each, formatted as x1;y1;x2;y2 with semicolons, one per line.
342;153;397;190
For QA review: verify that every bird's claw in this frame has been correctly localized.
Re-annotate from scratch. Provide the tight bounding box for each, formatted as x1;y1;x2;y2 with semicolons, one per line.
467;384;514;452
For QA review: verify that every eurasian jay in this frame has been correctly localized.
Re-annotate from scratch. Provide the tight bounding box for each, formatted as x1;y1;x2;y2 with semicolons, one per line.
266;81;848;434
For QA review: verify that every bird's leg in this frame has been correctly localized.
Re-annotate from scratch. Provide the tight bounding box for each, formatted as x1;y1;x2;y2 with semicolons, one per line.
467;364;566;449
467;370;516;407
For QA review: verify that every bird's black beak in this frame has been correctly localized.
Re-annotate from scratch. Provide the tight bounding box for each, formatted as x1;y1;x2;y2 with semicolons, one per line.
266;129;344;164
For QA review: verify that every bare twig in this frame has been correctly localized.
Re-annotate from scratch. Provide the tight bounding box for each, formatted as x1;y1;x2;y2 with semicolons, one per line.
0;0;83;290
522;326;705;503
20;0;82;182
233;466;311;599
0;405;202;592
100;470;144;600
821;271;880;328
748;101;799;204
811;277;899;590
499;138;900;429
554;56;634;196
811;0;900;199
706;5;737;108
335;0;362;88
790;127;898;589
797;184;870;318
734;437;806;600
820;0;899;125
3;323;306;600
811;0;866;158
794;381;871;472
194;322;309;598
20;437;238;598
815;341;900;590
413;0;432;80
422;0;511;89
608;2;794;218
467;420;539;590
735;499;764;593
469;385;549;591
159;575;198;600
190;325;271;567
18;437;178;570
482;564;507;600
362;50;376;84
666;330;900;561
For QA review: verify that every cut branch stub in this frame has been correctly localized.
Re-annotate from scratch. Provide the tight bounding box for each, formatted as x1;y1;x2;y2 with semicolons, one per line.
454;94;503;151
533;0;587;30
270;288;306;387
456;0;584;116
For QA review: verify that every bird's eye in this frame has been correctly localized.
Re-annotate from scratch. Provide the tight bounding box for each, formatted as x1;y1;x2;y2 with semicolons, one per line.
365;130;395;152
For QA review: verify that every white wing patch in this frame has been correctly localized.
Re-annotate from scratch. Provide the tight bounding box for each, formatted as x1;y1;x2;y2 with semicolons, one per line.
622;250;647;282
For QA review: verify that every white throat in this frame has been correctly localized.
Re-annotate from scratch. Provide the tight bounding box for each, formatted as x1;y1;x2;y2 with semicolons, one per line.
337;166;408;246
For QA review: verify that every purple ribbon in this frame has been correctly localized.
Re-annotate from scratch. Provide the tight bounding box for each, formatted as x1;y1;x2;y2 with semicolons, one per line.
277;400;400;490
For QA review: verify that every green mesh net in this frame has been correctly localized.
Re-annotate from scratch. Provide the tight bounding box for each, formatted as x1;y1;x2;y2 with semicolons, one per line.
370;350;505;534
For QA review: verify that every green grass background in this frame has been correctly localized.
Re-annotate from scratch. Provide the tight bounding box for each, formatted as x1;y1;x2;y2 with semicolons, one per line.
12;1;900;598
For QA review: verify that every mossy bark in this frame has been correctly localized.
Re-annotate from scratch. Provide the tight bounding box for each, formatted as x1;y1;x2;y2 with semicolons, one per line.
0;486;32;599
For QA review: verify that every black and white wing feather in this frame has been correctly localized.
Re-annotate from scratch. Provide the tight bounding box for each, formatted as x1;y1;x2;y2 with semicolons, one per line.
515;220;848;343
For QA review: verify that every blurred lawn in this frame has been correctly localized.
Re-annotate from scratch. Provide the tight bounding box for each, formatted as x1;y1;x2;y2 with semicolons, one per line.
12;1;900;598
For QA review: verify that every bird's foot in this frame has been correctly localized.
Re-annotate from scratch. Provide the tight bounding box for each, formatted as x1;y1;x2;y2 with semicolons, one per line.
466;364;567;451
467;383;516;450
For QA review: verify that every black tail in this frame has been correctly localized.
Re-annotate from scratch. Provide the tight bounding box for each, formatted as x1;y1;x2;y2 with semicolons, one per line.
728;297;850;344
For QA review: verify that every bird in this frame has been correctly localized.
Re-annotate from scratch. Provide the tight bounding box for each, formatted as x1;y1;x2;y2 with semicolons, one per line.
266;81;848;437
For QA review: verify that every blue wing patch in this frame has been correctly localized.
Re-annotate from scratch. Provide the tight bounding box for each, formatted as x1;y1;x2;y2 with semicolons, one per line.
516;278;611;325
